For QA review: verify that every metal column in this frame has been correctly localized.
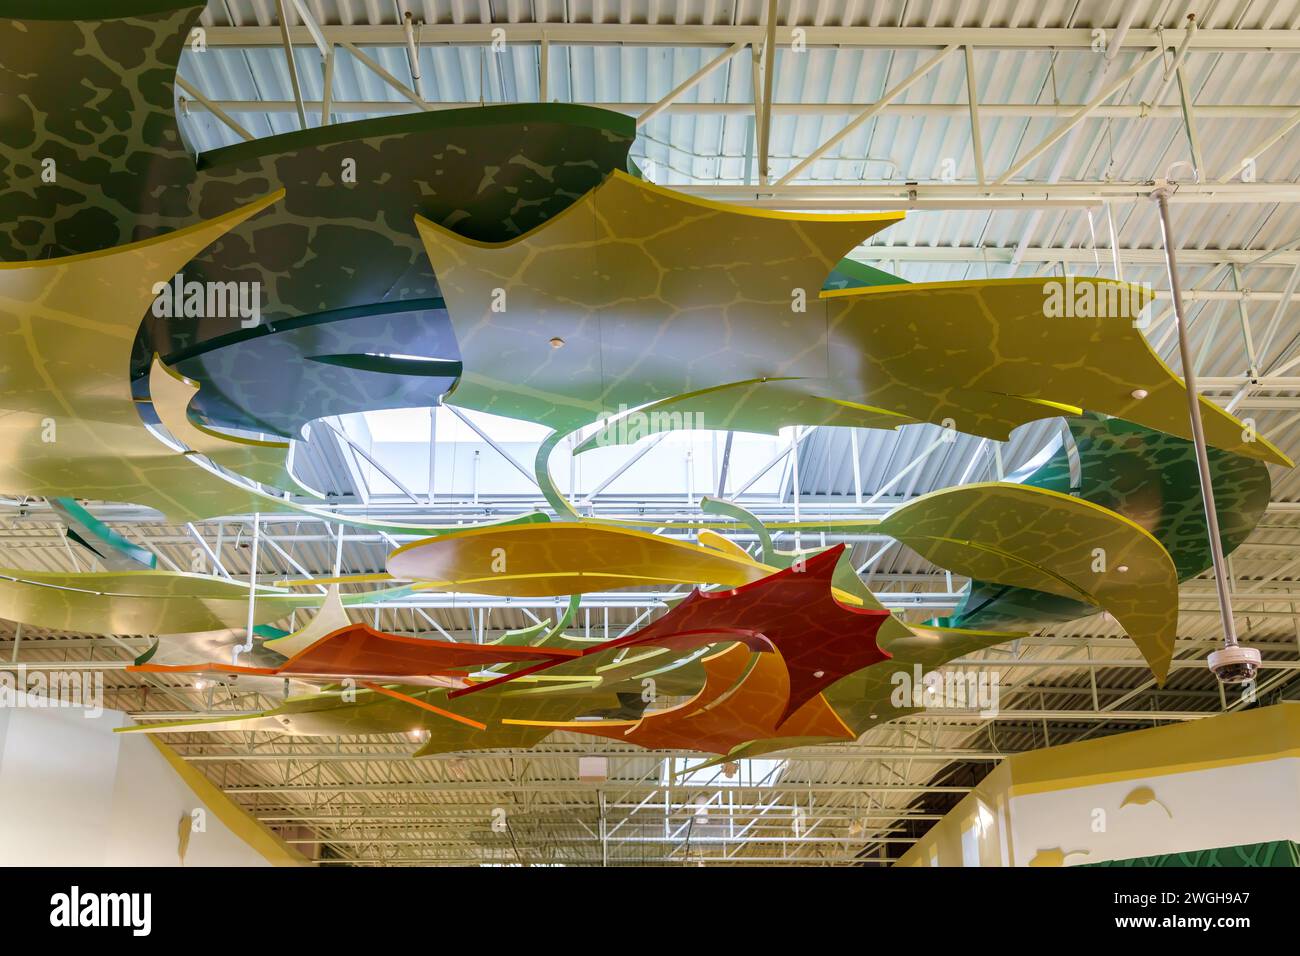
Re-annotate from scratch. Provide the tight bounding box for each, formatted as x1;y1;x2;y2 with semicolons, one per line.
1152;187;1256;682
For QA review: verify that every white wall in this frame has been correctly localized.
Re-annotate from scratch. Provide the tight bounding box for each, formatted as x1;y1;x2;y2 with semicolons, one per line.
896;706;1300;867
0;694;275;866
1009;756;1300;866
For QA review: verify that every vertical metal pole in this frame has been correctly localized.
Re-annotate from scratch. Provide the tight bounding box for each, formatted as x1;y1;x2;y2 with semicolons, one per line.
757;0;777;184
717;431;734;497
427;405;438;505
789;428;802;556
754;54;759;184
567;434;576;507
1104;202;1124;281
1152;188;1238;650
320;45;335;126
472;448;480;505
599;790;608;867
236;512;261;663
710;432;718;495
685;448;694;508
539;32;549;102
849;429;863;505
963;45;986;189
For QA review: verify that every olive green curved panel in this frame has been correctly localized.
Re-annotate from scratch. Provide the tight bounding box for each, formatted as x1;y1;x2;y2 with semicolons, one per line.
823;280;1288;466
420;166;1284;463
417;170;902;433
0;191;306;521
0;568;312;633
700;496;777;565
575;378;917;453
568;280;1289;464
118;677;634;755
387;521;772;597
1062;413;1271;579
879;482;1179;683
148;357;320;498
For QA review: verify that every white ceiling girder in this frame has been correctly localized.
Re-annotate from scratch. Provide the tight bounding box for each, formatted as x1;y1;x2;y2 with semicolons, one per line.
198;25;1300;54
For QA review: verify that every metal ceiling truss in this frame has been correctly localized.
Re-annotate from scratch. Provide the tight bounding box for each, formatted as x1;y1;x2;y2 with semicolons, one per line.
176;20;1300;208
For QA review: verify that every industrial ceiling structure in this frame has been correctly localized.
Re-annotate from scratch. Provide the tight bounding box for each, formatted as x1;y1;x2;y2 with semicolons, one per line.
2;0;1299;867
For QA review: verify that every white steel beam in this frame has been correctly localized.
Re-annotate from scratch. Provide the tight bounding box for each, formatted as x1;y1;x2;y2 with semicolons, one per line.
1217;107;1300;183
670;181;1300;209
187;99;1300;120
964;45;986;189
198;25;1300;54
636;41;746;128
995;45;1167;186
174;75;254;141
338;40;430;111
775;44;958;186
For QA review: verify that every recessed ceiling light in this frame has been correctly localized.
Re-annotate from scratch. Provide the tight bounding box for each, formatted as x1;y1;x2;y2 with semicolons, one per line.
1131;388;1148;400
549;336;565;349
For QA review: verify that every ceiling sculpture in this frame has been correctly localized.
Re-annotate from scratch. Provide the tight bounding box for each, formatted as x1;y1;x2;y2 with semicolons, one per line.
418;175;1287;466
2;4;1291;764
47;496;157;571
0;0;636;523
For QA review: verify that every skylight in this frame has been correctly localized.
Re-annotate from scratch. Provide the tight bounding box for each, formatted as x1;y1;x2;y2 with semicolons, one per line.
346;406;793;500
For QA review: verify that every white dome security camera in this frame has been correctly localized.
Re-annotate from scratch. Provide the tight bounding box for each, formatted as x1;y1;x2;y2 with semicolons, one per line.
1207;645;1261;684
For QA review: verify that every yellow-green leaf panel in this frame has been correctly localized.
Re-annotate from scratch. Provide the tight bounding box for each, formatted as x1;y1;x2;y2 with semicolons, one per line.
0;191;304;521
148;357;323;499
387;521;775;597
0;568;315;634
824;278;1289;467
416;170;902;434
878;482;1179;683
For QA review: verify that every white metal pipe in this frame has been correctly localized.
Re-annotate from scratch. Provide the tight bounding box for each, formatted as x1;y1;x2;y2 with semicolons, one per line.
234;512;260;665
1152;188;1238;653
